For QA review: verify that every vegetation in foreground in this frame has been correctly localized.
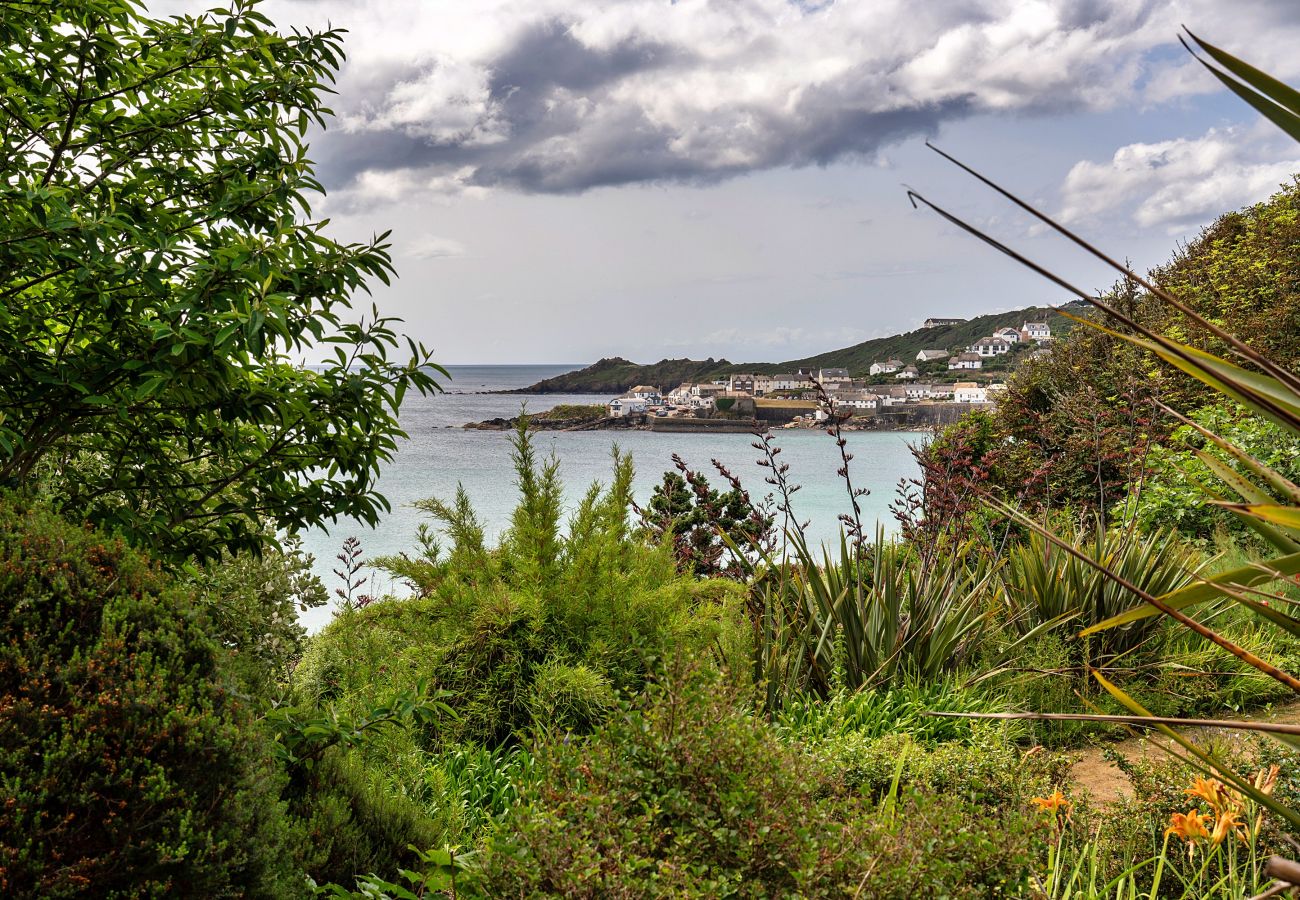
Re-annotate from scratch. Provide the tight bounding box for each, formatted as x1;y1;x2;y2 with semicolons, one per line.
5;2;1300;898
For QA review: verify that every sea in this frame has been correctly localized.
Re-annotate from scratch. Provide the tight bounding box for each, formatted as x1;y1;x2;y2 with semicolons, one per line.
297;364;923;631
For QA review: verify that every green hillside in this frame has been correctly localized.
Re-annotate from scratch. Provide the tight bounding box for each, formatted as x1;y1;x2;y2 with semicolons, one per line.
726;304;1079;376
519;304;1082;392
515;357;732;394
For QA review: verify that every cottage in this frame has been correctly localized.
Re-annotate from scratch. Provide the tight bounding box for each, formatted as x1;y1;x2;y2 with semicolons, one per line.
916;349;950;363
948;352;983;370
953;382;987;403
817;367;853;388
628;385;663;405
994;328;1021;344
833;391;879;410
771;372;814;391
895;365;919;380
969;337;1011;357
905;382;941;400
608;396;648;417
923;317;966;328
869;358;904;376
728;374;755;394
1023;321;1052;342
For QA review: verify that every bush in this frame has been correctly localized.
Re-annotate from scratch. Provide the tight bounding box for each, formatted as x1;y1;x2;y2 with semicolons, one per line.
0;499;297;897
472;665;1043;898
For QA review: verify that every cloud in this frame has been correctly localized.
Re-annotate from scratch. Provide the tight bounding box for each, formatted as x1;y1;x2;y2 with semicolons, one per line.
285;0;1300;203
1059;121;1300;232
407;234;468;259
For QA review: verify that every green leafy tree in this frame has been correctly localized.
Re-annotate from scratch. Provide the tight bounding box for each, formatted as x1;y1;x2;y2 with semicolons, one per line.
0;0;441;560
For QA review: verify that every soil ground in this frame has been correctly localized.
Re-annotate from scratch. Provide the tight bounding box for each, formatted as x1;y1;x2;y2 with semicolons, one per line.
1067;700;1300;803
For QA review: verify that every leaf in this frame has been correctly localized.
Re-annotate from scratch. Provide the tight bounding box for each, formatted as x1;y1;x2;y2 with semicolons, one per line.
1083;550;1300;633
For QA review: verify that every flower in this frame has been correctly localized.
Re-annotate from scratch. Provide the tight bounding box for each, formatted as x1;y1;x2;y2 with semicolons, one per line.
1211;809;1244;846
1253;764;1280;797
1184;776;1234;814
1166;809;1211;843
1030;791;1071;819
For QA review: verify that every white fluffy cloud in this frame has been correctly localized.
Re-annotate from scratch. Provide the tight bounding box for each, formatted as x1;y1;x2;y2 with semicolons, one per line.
1060;122;1300;232
224;0;1300;201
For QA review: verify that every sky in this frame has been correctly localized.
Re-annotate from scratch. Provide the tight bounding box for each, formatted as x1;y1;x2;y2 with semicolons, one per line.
155;0;1300;365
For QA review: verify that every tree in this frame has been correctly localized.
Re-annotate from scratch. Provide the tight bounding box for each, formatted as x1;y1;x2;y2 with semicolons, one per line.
0;0;441;560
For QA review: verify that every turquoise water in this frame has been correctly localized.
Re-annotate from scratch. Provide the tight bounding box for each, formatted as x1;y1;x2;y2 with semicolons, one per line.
298;365;923;630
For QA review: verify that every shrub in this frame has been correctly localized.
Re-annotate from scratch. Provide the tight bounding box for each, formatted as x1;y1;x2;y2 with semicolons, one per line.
472;665;1043;898
0;499;297;897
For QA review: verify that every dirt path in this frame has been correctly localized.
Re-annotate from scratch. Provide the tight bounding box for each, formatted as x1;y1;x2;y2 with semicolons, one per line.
1067;700;1300;804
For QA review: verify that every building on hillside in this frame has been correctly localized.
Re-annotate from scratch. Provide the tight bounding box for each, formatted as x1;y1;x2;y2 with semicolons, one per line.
916;349;950;362
816;367;853;388
869;358;904;375
771;372;814;391
953;383;987;403
923;317;966;328
666;383;694;405
994;327;1021;343
608;396;648;417
752;374;774;396
905;382;943;400
948;352;983;370
969;337;1012;357
727;374;755;394
628;385;663;404
986;382;1009;397
833;391;879;410
895;365;919;380
1023;321;1052;342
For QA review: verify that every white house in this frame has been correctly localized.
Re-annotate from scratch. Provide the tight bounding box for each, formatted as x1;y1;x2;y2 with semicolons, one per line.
923;317;965;328
953;382;988;403
771;372;814;391
608;396;648;417
969;337;1012;357
895;365;919;380
833;391;879;410
994;327;1021;344
916;349;950;363
869;358;904;376
905;382;944;400
666;383;694;405
948;352;983;370
628;385;663;405
1024;321;1052;342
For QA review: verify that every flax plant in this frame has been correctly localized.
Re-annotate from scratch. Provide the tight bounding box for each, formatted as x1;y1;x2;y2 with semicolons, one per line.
908;30;1300;846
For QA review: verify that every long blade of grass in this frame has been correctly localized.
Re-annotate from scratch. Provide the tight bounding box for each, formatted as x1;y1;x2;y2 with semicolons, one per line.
928;710;1300;736
1159;402;1300;504
1180;34;1300;143
1218;504;1300;531
1092;671;1300;829
1185;30;1300;115
922;144;1300;394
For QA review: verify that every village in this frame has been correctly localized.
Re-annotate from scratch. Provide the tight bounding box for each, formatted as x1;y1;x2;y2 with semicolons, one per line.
605;318;1052;428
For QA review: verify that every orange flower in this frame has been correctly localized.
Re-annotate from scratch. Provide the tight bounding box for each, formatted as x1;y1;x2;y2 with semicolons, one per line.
1030;791;1071;818
1253;765;1280;797
1166;809;1211;843
1184;776;1235;814
1211;809;1244;846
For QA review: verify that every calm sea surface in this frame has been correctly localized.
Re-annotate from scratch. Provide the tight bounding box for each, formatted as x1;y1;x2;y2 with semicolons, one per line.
298;364;923;630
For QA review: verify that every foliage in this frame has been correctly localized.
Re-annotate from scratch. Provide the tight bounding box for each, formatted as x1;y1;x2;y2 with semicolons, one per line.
0;498;297;897
472;665;1042;898
910;31;1300;838
298;422;749;747
753;528;995;708
0;0;440;561
1000;523;1202;665
183;532;329;696
641;456;774;577
1122;404;1300;543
